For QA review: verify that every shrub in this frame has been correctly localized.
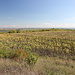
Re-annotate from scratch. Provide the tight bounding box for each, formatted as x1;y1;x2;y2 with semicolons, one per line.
0;54;4;58
17;30;22;33
10;49;27;61
8;30;17;33
26;53;38;65
0;50;11;58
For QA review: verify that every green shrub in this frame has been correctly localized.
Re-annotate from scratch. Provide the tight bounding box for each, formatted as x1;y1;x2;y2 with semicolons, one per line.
0;50;10;58
17;30;22;33
26;53;38;65
0;54;4;58
8;30;17;33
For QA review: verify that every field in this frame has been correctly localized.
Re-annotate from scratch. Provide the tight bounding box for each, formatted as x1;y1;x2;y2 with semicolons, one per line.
0;29;75;75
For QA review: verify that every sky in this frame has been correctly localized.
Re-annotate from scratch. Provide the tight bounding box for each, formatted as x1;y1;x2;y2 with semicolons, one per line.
0;0;75;28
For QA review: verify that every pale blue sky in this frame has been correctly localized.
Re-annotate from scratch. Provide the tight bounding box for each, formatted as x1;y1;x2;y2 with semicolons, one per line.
0;0;75;28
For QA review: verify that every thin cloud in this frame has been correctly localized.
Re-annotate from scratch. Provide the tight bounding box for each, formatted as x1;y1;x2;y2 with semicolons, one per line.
0;23;75;28
65;17;75;21
8;17;15;19
0;25;17;28
42;23;52;25
8;17;12;19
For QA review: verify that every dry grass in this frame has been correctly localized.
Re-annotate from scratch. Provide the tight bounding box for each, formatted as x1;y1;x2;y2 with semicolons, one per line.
0;58;35;75
0;57;75;75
